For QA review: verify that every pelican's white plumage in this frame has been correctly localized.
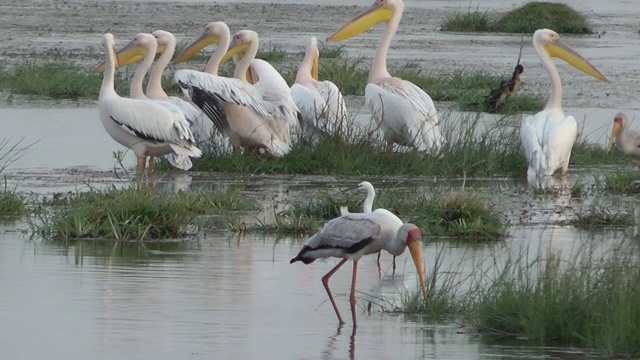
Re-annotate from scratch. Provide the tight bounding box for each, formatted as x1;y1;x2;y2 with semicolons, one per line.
327;0;444;154
174;29;300;156
112;32;204;170
520;29;609;180
291;37;347;138
98;33;201;175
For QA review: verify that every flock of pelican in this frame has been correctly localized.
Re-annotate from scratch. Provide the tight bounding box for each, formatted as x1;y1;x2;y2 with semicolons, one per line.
94;0;640;326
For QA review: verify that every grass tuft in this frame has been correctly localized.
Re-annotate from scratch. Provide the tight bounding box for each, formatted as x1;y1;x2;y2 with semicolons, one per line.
441;8;493;32
494;2;592;34
30;186;253;241
409;190;507;239
571;205;634;229
441;2;592;34
595;172;640;195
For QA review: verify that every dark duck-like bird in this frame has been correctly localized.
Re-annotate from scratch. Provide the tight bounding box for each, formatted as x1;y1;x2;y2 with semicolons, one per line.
507;64;524;97
483;80;510;112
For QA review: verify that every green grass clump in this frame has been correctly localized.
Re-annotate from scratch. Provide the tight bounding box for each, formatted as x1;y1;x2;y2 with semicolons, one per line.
441;9;493;32
319;57;368;96
0;189;25;215
595;172;640;195
441;3;592;34
257;44;289;62
468;249;640;355
31;187;252;241
227;212;322;235
409;190;507;239
494;2;592;34
571;205;634;229
570;141;628;166
0;60;131;99
193;113;525;177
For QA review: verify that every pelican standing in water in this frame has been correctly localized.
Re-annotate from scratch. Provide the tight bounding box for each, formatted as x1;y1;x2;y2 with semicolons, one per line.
290;210;426;326
327;0;444;155
291;37;348;138
174;30;300;156
607;112;640;170
97;33;201;176
520;29;609;180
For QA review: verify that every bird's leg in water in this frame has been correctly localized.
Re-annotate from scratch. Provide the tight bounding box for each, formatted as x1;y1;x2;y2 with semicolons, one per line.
376;251;381;277
322;258;348;325
392;256;396;274
147;156;155;176
350;260;359;327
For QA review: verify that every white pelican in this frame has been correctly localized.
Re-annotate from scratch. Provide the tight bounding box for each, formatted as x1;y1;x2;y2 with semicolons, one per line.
607;112;640;170
290;210;426;326
327;0;444;155
291;37;348;138
98;33;201;176
96;32;199;172
174;30;300;156
520;29;609;180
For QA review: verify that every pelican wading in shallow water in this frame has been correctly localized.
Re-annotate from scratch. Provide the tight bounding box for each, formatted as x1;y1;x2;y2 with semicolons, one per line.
607;112;640;170
97;33;201;176
291;37;348;139
327;0;444;155
520;29;609;181
99;32;210;170
290;210;426;326
174;29;301;156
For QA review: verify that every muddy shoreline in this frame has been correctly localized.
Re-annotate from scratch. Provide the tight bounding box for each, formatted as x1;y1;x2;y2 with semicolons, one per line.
0;1;638;110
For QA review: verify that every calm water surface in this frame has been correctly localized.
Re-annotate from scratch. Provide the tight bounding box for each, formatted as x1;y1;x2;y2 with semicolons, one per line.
0;107;635;359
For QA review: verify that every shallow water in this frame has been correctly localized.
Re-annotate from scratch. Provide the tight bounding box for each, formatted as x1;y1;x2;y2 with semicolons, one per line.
1;105;638;359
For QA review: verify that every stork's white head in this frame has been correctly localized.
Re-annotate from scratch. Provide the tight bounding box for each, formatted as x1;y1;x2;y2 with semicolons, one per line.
398;223;426;298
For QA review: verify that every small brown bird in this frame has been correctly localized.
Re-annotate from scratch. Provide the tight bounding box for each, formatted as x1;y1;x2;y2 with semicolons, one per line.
483;80;510;112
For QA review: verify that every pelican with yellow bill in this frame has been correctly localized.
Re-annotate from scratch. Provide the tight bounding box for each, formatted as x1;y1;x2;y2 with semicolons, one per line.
520;29;610;181
327;0;444;155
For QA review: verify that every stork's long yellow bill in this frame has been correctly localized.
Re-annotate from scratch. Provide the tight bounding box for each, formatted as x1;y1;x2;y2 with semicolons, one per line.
544;39;609;83
93;43;166;73
407;240;427;299
174;33;220;64
326;3;393;42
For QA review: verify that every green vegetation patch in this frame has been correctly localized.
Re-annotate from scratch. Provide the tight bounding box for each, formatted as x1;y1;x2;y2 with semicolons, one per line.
442;2;592;34
408;190;507;239
31;187;253;241
0;189;25;216
571;205;634;229
595;172;640;195
494;2;592;34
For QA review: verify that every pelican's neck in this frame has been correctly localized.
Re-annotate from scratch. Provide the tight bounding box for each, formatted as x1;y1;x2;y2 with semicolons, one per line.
130;42;157;99
234;40;258;80
536;43;562;110
295;47;315;84
363;184;375;213
146;39;174;99
99;46;117;101
368;8;402;84
205;33;230;75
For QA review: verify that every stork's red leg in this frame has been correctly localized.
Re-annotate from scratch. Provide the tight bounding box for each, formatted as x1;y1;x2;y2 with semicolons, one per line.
136;156;146;177
147;156;155;176
350;260;359;327
322;258;348;325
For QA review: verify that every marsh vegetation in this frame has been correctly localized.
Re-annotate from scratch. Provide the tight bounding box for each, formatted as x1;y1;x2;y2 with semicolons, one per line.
442;2;592;34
